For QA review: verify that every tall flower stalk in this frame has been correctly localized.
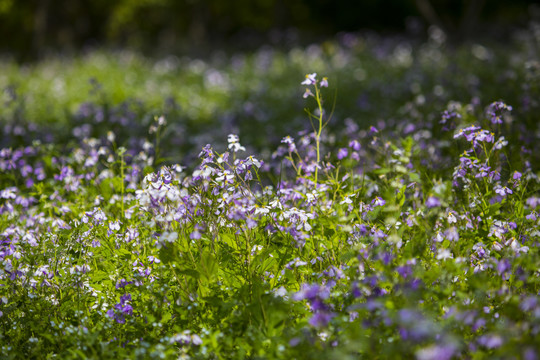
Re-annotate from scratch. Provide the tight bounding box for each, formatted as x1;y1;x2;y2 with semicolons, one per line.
301;73;329;185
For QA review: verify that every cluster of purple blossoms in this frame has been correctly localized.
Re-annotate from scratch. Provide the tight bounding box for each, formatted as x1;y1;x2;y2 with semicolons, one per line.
107;293;134;324
486;101;512;125
440;109;461;131
453;126;494;148
293;283;335;328
0;147;46;188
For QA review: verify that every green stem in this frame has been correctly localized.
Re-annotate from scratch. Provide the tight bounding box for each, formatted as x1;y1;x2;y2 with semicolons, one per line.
120;152;125;218
314;85;324;185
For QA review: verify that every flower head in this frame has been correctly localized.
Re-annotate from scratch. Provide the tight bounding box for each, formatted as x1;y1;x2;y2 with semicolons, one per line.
495;186;512;196
426;196;441;208
301;73;317;85
371;196;386;207
228;134;246;152
303;88;314;98
320;77;329;88
337;148;348;160
486;101;512;125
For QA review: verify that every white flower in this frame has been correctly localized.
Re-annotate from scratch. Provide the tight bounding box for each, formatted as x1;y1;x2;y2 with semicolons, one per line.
245;156;261;168
301;73;317;85
157;115;167;126
510;238;529;254
172;164;185;173
160;231;178;243
340;195;353;205
281;136;294;144
273;286;288;298
192;165;215;179
494;136;508;149
227;134;246;152
251;245;263;256
269;198;282;210
107;131;116;143
229;143;245;152
436;248;453;260
109;220;121;232
306;190;319;203
253;205;270;216
215;170;234;184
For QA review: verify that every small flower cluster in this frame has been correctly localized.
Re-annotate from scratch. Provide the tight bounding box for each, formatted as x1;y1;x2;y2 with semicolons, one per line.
107;293;134;324
301;73;328;98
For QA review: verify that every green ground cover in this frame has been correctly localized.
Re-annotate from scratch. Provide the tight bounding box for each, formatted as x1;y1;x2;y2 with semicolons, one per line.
1;27;540;359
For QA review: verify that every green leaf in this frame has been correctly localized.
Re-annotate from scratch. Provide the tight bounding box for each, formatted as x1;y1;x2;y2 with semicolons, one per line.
198;250;218;282
177;268;200;279
159;245;178;264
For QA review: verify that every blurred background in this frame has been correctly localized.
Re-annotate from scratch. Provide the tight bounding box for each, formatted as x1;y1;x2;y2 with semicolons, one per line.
1;0;539;165
0;0;535;61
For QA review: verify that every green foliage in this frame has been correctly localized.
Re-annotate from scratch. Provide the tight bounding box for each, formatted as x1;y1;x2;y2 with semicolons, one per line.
1;28;540;359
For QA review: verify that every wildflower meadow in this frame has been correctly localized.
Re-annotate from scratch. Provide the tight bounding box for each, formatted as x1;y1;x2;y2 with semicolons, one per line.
1;27;540;359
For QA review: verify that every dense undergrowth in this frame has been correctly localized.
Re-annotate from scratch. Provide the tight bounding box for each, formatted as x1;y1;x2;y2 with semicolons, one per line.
1;26;540;359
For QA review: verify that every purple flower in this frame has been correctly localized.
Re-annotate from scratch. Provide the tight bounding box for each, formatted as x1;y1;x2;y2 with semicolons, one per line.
320;77;329;88
116;279;133;289
337;148;348;160
378;251;393;265
416;344;457;360
372;228;387;239
371;196;386;207
440;110;461;124
425;196;441;208
523;348;538;360
303;88;314;98
486;101;512;125
526;197;540;208
308;311;334;327
454;127;494;147
478;334;503;349
497;258;511;276
513;171;522;180
520;296;538;312
293;283;330;302
445;227;459;242
246;218;258;229
289;338;301;347
293;283;335;327
349;140;361;151
198;144;214;162
495;186;512;196
120;293;131;303
117;303;133;315
107;293;134;323
526;212;537;221
397;265;412;279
